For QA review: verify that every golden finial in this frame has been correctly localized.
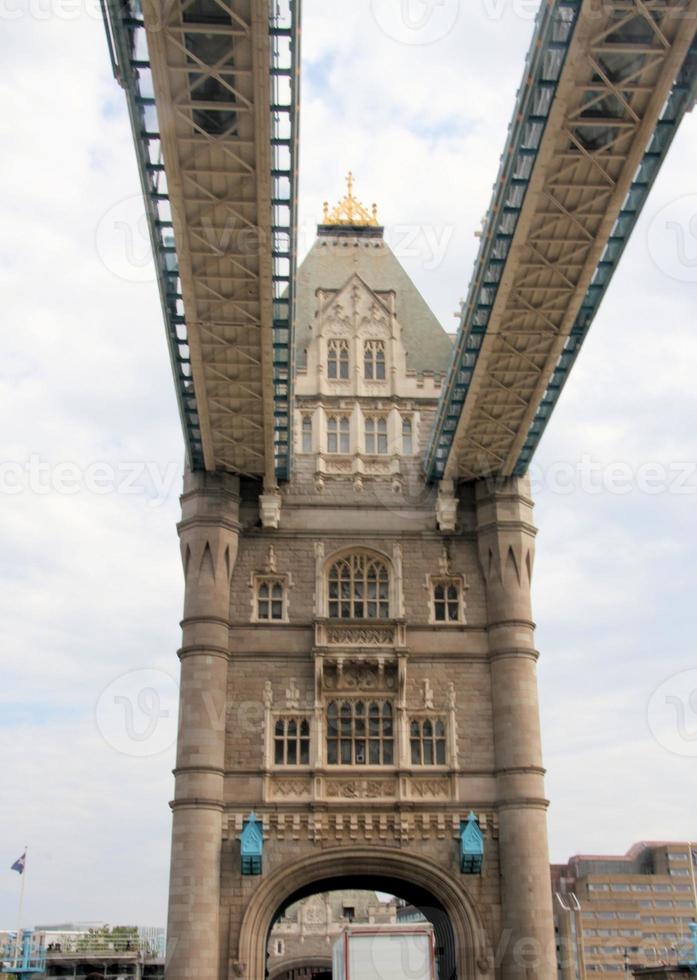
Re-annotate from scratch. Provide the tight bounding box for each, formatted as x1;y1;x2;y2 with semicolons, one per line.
321;172;380;227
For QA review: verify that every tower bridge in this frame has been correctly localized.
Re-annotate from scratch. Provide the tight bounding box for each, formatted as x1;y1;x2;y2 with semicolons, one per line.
100;2;697;978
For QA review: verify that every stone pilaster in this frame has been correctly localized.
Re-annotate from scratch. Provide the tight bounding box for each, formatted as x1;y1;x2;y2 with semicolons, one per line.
475;476;556;979
166;470;240;980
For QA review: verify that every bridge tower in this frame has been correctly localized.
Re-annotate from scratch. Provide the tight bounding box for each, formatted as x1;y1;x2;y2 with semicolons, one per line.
166;182;556;980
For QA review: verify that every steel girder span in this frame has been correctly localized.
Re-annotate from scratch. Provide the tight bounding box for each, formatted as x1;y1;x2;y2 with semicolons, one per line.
101;0;301;482
425;0;697;483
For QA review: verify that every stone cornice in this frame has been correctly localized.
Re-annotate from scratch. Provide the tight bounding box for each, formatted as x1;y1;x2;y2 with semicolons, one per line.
169;798;225;812
174;765;225;777
486;618;536;631
495;797;550;811
180;615;231;629
494;765;546;777
177;515;241;535
475;519;537;537
178;644;230;661
489;647;540;663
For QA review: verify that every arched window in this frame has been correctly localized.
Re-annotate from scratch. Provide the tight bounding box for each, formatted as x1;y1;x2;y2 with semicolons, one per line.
301;415;312;453
327;339;349;380
364;340;386;380
433;580;461;622
402;416;413;455
410;718;447;765
327;415;350;454
365;416;388;454
326;699;394;765
274;717;310;765
257;578;285;620
328;553;389;619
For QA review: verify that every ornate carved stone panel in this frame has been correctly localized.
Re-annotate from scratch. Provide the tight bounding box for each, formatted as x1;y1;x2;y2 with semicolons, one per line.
316;622;405;648
325;778;398;800
322;659;398;693
268;777;313;801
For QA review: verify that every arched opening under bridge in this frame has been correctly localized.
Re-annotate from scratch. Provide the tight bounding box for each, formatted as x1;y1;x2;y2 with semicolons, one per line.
237;846;490;980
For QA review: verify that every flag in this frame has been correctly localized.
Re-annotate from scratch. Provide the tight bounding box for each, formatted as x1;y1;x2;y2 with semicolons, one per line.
11;852;26;875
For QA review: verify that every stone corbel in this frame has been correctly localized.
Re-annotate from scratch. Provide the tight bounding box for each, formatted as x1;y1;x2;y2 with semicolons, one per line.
259;491;282;529
436;480;457;532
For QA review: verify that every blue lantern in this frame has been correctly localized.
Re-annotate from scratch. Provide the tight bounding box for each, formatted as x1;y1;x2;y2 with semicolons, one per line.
460;811;484;874
240;812;263;875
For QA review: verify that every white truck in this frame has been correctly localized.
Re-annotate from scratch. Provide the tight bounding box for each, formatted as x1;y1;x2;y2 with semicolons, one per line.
332;923;436;980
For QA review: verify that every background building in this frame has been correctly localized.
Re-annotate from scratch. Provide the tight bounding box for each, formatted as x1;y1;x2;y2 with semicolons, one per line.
552;842;697;978
0;925;165;980
266;890;399;979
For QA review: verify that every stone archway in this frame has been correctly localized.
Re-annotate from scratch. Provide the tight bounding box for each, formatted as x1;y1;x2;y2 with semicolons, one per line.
236;846;493;979
268;957;331;979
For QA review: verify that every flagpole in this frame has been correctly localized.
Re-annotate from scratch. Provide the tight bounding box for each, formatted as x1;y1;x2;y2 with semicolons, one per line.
14;846;28;966
689;843;697;919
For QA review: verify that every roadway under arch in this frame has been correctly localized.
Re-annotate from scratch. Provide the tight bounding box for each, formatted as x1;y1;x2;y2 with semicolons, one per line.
236;846;493;980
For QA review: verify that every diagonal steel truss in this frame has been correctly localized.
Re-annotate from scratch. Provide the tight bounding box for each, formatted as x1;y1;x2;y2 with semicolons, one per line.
102;0;300;481
425;0;697;482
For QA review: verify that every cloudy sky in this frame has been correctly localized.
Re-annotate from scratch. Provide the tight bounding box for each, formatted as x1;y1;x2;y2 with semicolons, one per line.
2;0;696;929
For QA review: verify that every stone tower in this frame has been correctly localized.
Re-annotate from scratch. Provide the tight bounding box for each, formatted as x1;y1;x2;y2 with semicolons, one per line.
166;181;556;980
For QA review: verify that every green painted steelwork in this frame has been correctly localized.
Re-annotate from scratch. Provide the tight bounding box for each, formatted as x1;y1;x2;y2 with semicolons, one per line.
424;2;697;482
100;0;301;479
100;0;204;469
423;0;581;481
513;33;697;476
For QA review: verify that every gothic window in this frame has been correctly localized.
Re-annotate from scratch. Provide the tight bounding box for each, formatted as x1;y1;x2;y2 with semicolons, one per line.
327;339;349;380
402;416;413;454
326;699;394;765
256;578;285;621
327;415;350;454
274;717;310;765
432;579;462;622
328;553;389;619
301;415;312;453
410;718;447;765
365;416;388;454
364;340;386;380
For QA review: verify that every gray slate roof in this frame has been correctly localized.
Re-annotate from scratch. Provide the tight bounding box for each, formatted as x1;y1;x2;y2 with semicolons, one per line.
294;231;454;376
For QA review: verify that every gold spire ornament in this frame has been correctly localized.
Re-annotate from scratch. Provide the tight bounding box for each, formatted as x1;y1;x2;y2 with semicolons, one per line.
322;172;380;227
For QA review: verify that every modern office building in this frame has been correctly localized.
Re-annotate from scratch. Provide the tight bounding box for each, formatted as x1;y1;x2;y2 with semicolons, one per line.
552;842;697;978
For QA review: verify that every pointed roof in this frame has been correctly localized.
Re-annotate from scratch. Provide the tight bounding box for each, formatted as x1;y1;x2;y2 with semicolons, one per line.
294;229;454;376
